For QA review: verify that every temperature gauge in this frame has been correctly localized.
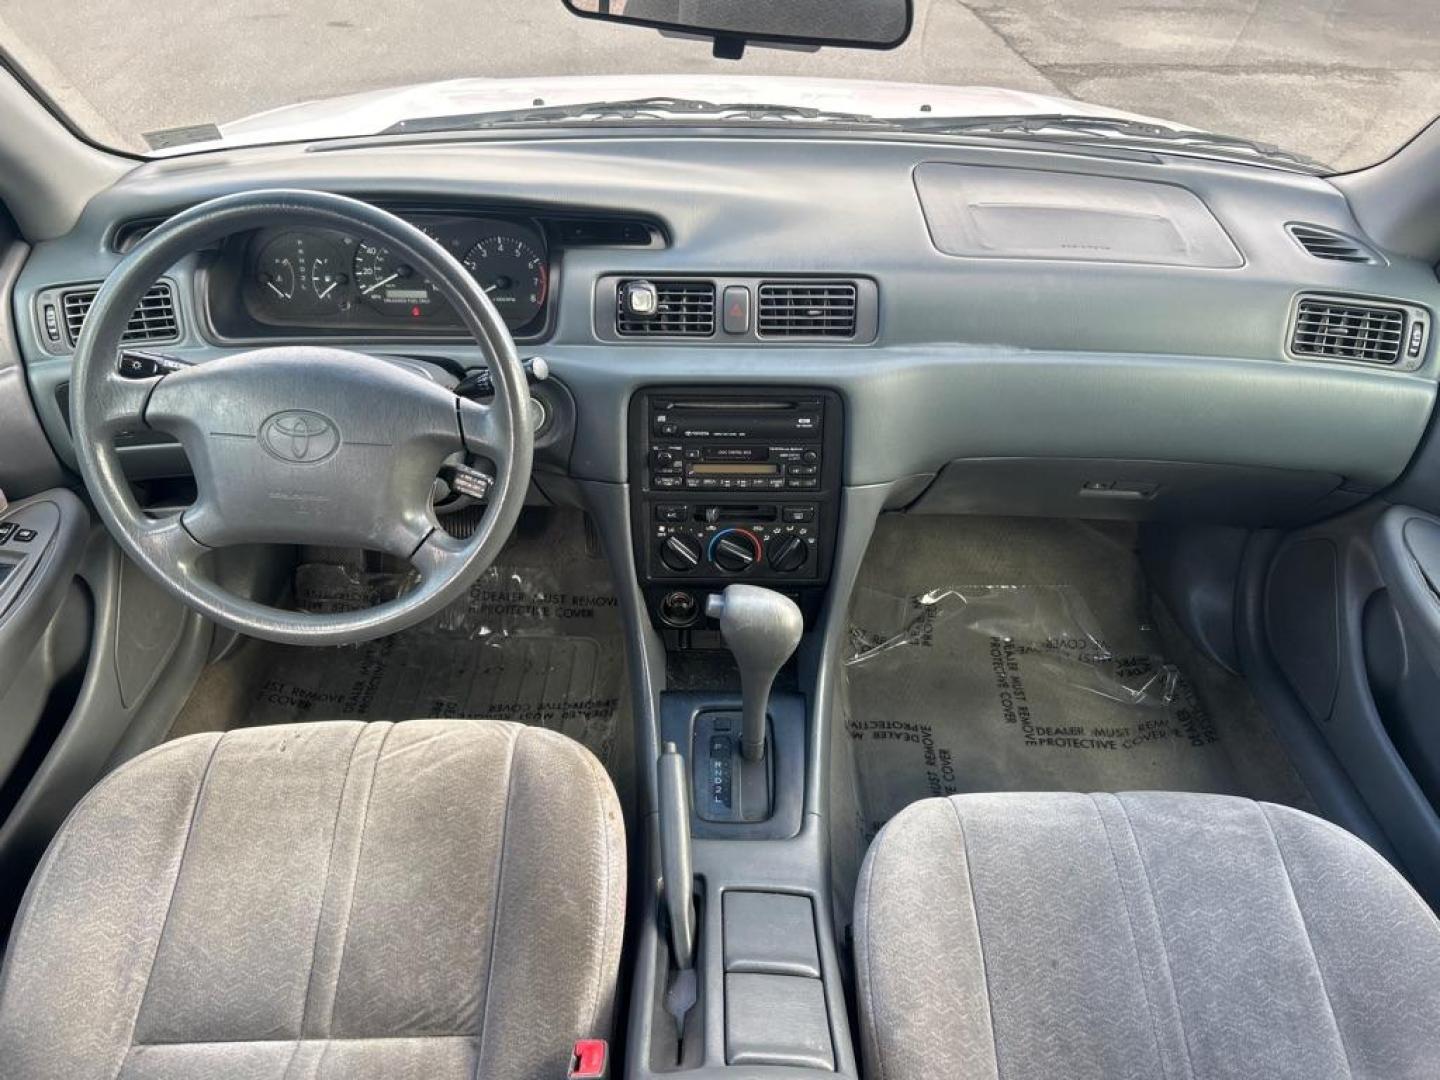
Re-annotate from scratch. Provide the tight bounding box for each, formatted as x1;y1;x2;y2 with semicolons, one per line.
254;232;348;314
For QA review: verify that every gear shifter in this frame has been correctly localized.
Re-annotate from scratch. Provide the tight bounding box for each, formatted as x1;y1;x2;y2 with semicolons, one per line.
705;584;804;762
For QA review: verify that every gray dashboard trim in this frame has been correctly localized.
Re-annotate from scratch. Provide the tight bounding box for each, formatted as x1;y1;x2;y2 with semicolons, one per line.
545;343;1432;491
25;339;1428;496
1335;116;1440;263
9;133;1440;504
0;231;65;498
0;68;130;242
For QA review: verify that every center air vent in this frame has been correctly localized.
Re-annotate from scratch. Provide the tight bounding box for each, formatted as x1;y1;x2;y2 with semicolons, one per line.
757;282;858;338
615;279;715;337
1287;223;1379;265
60;282;179;347
1290;296;1408;364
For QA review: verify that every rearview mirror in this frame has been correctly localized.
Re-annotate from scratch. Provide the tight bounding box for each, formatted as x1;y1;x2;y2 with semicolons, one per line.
562;0;912;59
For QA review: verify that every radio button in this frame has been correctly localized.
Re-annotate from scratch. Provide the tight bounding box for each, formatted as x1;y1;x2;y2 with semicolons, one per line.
802;450;819;464
655;475;683;489
787;464;818;477
786;478;819;490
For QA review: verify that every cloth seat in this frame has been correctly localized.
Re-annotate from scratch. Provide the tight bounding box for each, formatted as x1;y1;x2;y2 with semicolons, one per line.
0;719;626;1080
855;791;1440;1080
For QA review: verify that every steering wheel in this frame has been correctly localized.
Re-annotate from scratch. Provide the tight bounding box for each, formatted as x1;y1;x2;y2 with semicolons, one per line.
69;190;534;646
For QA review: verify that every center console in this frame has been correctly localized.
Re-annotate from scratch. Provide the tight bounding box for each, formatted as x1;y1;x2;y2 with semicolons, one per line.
624;385;858;1080
629;387;843;639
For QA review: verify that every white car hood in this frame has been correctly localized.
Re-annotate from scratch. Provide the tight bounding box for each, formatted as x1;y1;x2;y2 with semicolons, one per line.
169;74;1177;154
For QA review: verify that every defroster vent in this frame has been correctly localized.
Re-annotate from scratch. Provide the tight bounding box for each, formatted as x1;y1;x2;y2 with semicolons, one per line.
61;282;179;347
757;281;858;338
615;279;715;337
1287;224;1378;265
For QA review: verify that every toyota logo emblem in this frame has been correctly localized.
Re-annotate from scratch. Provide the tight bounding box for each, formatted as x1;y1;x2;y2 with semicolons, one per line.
259;410;340;464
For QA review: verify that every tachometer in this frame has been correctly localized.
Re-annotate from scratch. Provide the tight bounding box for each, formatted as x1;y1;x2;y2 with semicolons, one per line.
463;235;547;328
352;240;441;317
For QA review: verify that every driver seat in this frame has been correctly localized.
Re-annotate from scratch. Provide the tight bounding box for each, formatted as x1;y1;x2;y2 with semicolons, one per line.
0;719;626;1080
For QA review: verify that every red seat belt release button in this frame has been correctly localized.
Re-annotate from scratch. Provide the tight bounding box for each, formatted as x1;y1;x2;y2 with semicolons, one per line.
569;1039;608;1079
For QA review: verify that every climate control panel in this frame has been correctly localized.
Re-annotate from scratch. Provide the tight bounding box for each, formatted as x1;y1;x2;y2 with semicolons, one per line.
652;507;820;578
630;386;842;635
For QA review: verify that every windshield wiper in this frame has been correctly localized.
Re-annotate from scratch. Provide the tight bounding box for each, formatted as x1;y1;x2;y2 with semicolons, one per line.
382;100;1322;172
383;96;881;135
890;113;1327;171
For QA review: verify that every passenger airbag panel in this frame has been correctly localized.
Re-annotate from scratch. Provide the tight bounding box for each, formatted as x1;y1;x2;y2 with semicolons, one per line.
915;163;1243;267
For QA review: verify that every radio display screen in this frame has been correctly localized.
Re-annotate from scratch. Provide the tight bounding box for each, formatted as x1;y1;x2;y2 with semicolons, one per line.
689;463;780;476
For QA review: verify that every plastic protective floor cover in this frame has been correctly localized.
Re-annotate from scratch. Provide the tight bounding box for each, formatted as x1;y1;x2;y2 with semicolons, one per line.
170;511;628;774
841;516;1315;837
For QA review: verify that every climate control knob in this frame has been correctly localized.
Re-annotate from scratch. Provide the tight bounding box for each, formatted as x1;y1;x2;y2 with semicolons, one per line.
767;534;809;573
709;528;762;573
659;532;703;572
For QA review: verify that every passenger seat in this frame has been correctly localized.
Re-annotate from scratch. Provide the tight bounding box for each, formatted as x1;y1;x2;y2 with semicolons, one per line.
855;791;1440;1080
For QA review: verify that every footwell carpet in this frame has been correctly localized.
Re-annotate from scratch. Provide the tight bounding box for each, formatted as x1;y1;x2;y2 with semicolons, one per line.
842;516;1314;838
169;513;629;775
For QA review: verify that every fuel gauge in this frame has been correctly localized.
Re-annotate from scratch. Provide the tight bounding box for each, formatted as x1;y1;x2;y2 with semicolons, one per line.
306;249;348;312
254;232;349;315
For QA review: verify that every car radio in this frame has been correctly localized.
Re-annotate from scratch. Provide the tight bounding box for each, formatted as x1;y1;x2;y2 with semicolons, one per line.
630;388;843;633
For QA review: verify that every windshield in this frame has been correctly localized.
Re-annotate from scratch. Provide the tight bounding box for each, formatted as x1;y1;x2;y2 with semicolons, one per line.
2;1;1436;172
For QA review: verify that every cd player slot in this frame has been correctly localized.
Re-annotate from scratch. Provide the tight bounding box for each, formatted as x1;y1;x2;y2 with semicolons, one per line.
669;400;800;411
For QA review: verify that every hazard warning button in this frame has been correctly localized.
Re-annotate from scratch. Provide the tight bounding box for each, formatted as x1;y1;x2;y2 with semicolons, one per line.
722;285;751;335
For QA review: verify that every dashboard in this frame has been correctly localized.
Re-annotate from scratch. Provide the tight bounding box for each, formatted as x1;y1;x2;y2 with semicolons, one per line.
8;130;1440;539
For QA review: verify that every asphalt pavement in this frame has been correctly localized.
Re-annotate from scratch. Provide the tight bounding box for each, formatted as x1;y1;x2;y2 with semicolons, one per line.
0;0;1436;169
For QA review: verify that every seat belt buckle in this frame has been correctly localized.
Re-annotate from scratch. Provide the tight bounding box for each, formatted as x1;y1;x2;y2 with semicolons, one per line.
569;1038;609;1080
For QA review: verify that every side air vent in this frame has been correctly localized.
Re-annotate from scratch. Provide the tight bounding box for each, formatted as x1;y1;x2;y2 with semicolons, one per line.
1290;296;1407;365
1287;223;1379;265
756;281;858;338
60;282;179;347
615;279;715;337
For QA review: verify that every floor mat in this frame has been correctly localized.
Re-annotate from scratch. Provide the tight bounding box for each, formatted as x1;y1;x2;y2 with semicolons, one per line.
842;516;1314;838
170;512;630;780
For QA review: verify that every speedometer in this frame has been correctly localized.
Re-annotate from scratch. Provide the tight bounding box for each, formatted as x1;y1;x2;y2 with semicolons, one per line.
463;235;547;328
352;241;441;317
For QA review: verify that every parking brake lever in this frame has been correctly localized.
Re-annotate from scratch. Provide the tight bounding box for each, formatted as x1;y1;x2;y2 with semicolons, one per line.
658;742;697;1039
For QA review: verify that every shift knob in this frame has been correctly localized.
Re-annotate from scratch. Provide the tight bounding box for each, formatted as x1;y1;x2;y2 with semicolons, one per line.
705;584;803;762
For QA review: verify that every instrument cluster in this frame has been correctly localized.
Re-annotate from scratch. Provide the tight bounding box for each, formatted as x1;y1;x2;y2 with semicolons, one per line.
226;213;550;339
